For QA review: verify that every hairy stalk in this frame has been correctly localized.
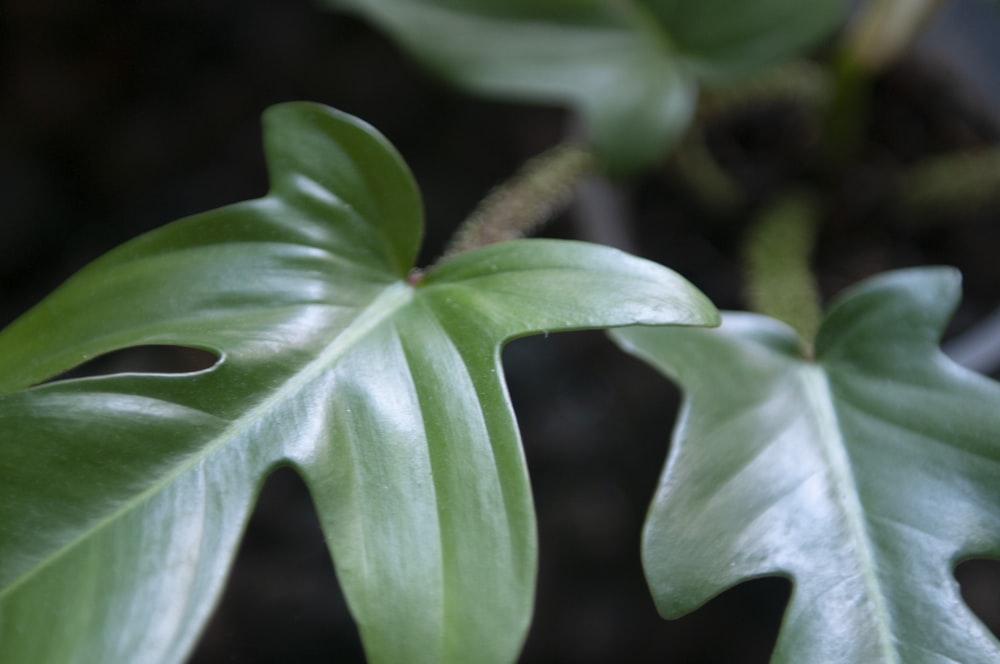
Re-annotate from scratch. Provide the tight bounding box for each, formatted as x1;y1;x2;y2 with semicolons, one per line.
743;194;822;353
439;143;597;261
697;60;830;121
897;146;1000;221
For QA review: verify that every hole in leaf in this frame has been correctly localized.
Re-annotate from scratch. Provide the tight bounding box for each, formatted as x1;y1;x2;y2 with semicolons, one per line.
45;345;219;383
653;576;792;663
956;558;1000;639
189;466;364;664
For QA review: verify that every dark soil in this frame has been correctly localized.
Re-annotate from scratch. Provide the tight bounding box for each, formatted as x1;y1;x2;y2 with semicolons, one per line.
3;1;1000;662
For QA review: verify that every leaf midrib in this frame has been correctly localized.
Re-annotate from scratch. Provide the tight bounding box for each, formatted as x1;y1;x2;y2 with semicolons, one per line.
801;365;899;663
1;280;414;601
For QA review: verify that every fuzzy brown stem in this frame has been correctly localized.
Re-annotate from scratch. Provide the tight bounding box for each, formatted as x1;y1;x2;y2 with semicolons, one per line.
439;143;597;261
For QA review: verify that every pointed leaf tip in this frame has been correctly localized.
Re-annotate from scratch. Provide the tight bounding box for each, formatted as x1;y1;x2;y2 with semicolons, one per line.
816;266;962;362
424;239;719;338
261;101;424;277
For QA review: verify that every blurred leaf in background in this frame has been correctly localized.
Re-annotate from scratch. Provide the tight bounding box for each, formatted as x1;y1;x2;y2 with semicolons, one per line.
327;0;844;172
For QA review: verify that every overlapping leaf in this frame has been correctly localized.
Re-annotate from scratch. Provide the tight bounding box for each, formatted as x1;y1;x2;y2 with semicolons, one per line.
327;0;844;172
612;267;1000;662
0;102;717;663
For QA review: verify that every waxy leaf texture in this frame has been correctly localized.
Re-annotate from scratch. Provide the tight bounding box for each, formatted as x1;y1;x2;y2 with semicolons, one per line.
612;268;1000;662
0;102;717;663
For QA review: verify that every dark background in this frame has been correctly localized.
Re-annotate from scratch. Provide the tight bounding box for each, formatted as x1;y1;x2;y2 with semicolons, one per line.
4;1;1000;662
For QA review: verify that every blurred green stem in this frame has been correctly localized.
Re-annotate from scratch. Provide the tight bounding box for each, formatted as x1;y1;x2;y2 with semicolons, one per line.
674;61;830;217
743;194;822;353
670;130;744;216
821;52;870;167
823;0;951;165
844;0;951;72
697;60;830;121
898;146;1000;220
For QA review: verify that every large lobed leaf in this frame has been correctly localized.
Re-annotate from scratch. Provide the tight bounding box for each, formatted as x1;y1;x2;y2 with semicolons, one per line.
612;267;1000;662
327;0;844;172
0;102;716;663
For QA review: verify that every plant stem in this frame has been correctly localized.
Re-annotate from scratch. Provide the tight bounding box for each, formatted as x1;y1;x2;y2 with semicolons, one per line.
897;146;1000;221
670;129;744;217
823;0;952;166
821;51;871;168
843;0;951;73
743;194;823;352
439;143;597;261
677;61;828;216
697;60;830;121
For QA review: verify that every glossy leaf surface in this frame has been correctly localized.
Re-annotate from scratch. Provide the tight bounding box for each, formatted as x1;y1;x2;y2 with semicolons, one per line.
328;0;843;172
612;268;1000;662
0;102;717;664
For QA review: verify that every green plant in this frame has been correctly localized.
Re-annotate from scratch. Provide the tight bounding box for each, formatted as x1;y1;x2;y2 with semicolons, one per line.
613;267;1000;662
0;103;715;663
327;0;843;173
4;0;1000;662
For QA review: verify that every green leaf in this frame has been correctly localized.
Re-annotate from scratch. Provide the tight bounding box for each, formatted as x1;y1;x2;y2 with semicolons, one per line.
611;267;1000;662
326;0;843;172
641;0;844;82
0;102;717;664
